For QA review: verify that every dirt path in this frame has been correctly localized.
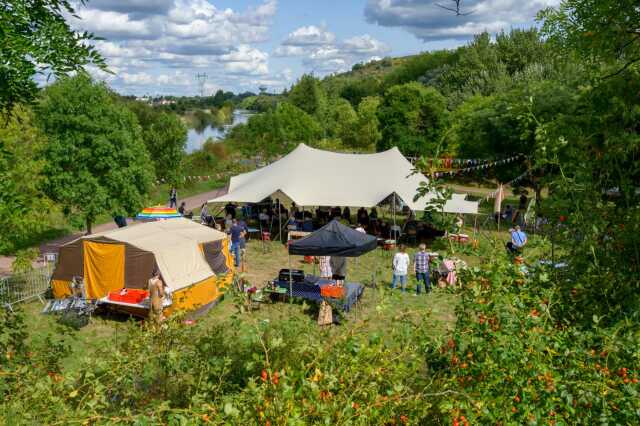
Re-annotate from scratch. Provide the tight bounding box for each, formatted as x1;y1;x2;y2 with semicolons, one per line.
0;187;227;275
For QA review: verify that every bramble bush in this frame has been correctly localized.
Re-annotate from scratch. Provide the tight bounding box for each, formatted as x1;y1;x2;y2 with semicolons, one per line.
2;250;638;424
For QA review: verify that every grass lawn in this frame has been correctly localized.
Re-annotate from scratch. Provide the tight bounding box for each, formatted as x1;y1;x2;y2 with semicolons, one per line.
21;237;465;372
19;218;550;374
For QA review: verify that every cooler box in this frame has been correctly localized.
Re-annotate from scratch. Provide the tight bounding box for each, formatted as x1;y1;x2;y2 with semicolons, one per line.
278;269;305;283
108;288;149;304
320;285;345;299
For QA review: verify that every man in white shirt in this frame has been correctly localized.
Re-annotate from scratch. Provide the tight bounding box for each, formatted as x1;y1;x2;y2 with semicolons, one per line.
392;244;410;292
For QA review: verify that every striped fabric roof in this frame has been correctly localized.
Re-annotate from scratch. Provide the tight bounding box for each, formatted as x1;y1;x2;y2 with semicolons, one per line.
136;206;181;219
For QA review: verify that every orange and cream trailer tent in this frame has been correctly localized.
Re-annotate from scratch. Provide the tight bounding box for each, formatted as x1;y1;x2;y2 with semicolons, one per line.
50;218;233;316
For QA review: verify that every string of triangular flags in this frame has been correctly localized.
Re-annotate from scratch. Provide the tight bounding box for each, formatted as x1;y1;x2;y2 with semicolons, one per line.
481;170;531;201
429;153;526;178
155;174;225;185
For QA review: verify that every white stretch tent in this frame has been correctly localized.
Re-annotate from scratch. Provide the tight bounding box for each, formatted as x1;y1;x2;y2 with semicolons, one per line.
210;144;478;214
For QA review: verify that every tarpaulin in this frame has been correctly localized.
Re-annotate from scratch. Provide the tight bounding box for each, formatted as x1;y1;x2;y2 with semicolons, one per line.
289;220;377;257
83;241;125;299
51;280;72;299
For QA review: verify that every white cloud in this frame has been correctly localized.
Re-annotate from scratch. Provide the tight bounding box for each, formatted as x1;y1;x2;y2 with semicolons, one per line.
283;25;336;46
121;71;155;85
273;45;306;57
341;34;389;55
364;0;561;41
276;24;389;75
72;8;161;39
220;45;269;76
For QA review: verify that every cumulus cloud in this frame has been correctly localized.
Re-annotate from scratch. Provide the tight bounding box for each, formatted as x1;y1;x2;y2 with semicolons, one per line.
219;45;270;76
364;0;560;40
275;24;389;74
282;25;336;46
88;0;174;18
65;0;279;94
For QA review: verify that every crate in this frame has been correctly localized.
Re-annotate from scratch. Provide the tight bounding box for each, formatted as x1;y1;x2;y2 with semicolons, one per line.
108;288;149;304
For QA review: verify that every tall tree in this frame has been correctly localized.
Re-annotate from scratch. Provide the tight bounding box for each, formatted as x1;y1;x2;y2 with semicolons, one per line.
127;101;187;185
37;75;154;234
353;96;382;150
377;82;448;156
287;74;326;116
0;107;51;253
0;0;105;113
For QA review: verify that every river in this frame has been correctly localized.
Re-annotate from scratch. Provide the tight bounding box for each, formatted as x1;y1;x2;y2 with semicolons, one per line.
185;109;253;153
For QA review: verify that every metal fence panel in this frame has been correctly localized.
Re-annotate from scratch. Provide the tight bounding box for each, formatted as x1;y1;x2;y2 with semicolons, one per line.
0;265;53;309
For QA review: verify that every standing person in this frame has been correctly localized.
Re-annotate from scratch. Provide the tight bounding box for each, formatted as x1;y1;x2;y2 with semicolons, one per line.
229;218;245;268
224;202;237;219
330;256;347;286
200;203;212;226
506;225;528;254
357;207;369;228
391;244;410;292
342;206;352;224
319;256;332;279
414;244;431;294
169;187;177;208
148;270;165;324
238;217;249;257
514;192;528;225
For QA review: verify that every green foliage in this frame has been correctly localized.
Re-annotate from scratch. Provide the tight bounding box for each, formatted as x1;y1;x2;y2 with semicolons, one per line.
0;107;52;254
229;102;321;158
0;0;105;113
37;75;154;233
127;101;187;185
377;82;448;155
350;96;382;150
323;98;358;146
451;80;573;183
539;0;640;75
288;74;326;116
240;94;280;112
383;50;457;89
339;77;382;107
424;261;640;424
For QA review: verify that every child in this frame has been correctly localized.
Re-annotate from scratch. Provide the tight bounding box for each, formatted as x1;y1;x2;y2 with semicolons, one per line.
392;245;410;292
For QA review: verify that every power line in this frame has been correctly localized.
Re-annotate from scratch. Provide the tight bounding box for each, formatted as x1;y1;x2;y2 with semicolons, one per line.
195;73;208;97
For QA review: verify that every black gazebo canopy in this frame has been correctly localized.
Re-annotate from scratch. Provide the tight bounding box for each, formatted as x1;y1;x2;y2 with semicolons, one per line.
288;220;377;257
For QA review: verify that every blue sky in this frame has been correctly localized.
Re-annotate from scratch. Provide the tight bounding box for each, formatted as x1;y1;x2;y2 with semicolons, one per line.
70;0;559;96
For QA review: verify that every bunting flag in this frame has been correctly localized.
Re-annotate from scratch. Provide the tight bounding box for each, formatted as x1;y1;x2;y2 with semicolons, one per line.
481;170;531;201
430;153;527;178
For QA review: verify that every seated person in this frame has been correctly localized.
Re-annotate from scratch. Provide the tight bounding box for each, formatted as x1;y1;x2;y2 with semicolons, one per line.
286;216;297;230
302;219;314;232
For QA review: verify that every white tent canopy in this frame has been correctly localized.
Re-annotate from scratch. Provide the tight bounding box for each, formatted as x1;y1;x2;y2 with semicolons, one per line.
209;144;478;214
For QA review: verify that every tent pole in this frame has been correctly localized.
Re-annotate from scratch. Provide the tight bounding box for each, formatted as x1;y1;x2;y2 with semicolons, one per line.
393;193;397;242
288;253;292;302
259;209;265;253
278;202;282;243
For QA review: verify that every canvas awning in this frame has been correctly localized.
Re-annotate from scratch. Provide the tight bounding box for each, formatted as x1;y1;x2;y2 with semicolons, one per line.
288;220;377;257
53;218;228;293
209;144;478;214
